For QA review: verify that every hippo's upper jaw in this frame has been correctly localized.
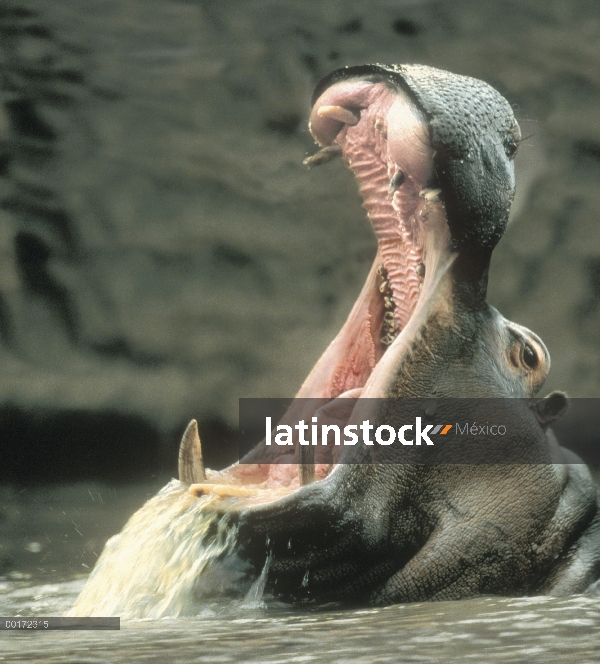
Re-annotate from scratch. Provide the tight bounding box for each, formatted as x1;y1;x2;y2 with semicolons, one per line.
300;65;546;404
310;64;520;256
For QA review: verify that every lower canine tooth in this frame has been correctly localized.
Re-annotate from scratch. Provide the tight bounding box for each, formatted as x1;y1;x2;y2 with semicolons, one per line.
178;419;205;484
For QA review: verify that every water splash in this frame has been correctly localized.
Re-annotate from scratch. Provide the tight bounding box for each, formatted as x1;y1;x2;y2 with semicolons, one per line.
68;480;249;618
242;554;271;609
301;570;309;588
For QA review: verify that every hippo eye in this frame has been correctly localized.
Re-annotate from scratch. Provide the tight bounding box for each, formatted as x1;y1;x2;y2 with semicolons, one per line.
522;344;538;369
509;338;542;372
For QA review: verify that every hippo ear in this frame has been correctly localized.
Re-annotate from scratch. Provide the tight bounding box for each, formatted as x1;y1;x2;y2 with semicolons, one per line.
531;391;569;429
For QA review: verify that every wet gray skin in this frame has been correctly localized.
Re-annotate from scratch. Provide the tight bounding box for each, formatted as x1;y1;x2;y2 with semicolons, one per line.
229;65;600;605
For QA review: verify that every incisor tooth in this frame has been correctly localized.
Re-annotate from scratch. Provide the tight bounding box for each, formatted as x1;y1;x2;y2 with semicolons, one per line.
317;105;360;126
374;117;387;138
420;188;442;202
303;144;342;169
388;169;405;195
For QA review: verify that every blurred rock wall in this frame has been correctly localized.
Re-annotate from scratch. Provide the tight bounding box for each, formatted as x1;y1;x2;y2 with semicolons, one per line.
0;0;599;473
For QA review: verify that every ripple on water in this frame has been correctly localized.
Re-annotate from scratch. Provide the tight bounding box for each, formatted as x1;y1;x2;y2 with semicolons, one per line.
0;578;85;616
2;484;600;662
0;594;600;663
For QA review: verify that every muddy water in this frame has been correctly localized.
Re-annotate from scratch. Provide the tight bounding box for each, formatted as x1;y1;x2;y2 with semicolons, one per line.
1;482;600;663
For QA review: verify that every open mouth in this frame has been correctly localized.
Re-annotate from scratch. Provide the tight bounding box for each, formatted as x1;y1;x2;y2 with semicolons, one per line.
184;73;457;502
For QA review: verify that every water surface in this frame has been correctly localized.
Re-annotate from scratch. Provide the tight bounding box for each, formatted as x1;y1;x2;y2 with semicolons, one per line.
1;482;599;663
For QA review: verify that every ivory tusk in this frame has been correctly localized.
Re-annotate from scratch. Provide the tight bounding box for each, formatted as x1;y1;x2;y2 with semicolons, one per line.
178;419;206;484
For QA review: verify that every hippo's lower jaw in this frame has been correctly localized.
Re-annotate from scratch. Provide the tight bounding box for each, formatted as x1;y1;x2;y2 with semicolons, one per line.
180;68;549;501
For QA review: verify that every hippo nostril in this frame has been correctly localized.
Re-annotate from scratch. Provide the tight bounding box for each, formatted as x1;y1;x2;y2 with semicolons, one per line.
523;344;538;369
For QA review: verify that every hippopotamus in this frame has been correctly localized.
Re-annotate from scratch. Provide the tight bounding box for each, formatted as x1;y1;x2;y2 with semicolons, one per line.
75;65;600;613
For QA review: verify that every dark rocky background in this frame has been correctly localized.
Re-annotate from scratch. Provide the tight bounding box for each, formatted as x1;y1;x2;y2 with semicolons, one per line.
0;0;599;481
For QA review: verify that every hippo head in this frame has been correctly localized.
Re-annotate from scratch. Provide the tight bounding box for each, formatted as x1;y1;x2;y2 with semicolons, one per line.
175;66;596;605
68;66;600;619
